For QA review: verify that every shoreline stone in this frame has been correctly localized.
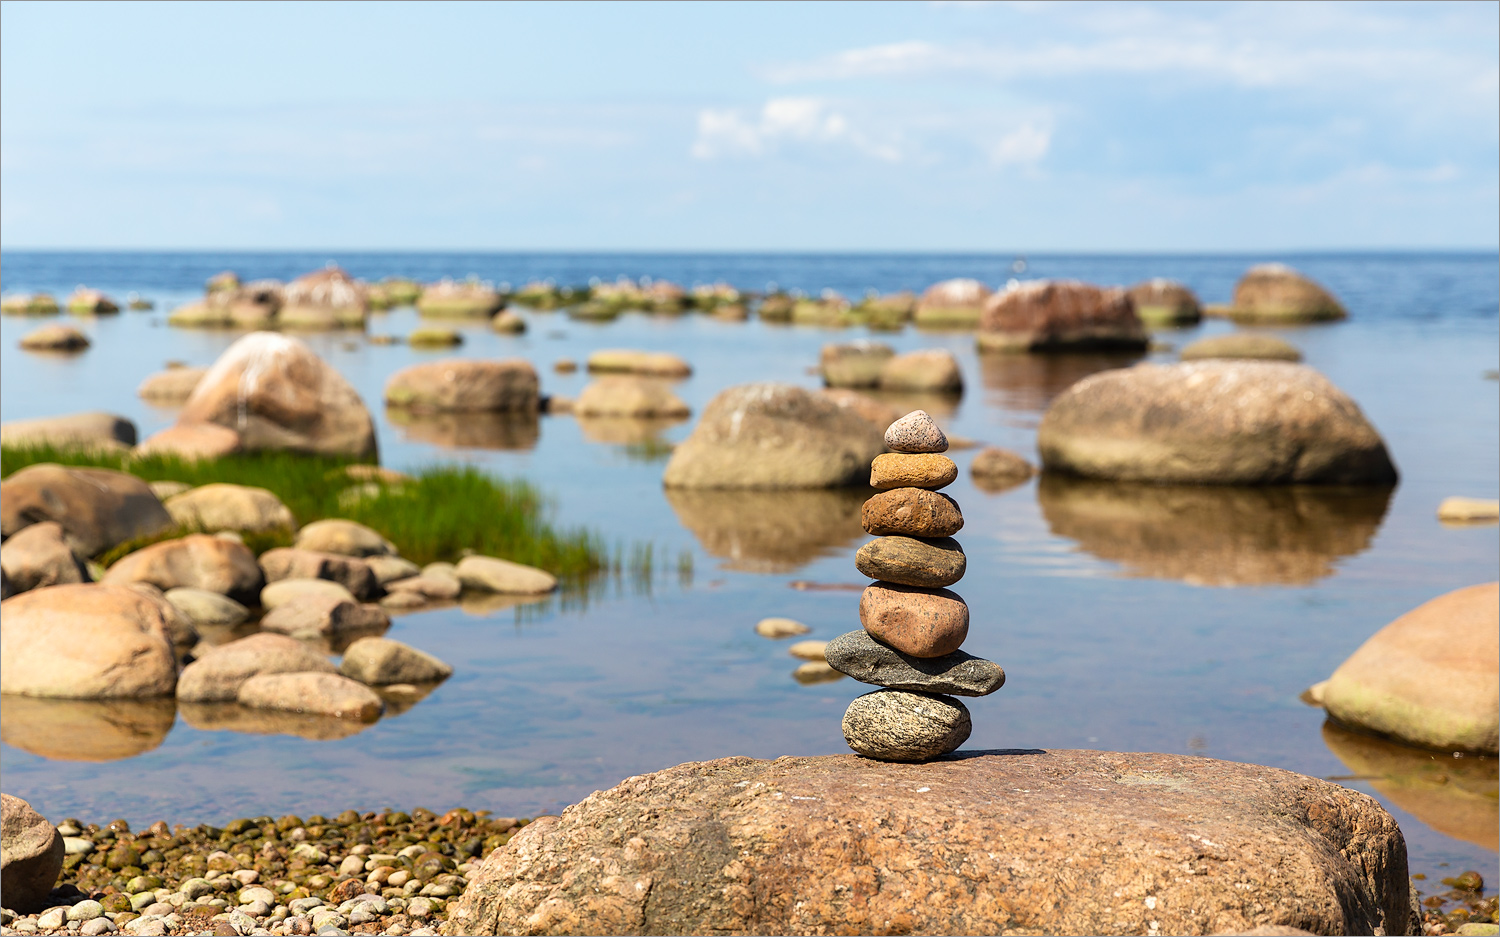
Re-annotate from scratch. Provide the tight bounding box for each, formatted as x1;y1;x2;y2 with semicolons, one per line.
825;630;1003;696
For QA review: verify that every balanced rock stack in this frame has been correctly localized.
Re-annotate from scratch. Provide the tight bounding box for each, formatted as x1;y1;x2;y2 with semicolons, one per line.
826;410;1005;761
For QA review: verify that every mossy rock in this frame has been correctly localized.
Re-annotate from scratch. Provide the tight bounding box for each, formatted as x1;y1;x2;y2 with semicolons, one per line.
913;305;982;329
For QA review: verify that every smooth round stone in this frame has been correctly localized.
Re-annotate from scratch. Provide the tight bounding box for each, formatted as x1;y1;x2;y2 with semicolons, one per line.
855;536;965;588
859;583;969;657
825;630;1003;696
861;488;964;538
841;689;971;762
869;453;957;491
883;410;948;453
755;617;811;638
787;640;828;661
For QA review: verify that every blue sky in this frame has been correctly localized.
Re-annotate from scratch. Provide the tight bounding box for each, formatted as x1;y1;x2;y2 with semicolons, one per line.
1;0;1496;251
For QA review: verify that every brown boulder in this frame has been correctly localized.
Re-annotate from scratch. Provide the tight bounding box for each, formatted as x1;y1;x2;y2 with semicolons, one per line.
384;358;540;413
1;793;64;912
1231;264;1346;323
861;488;964;537
417;279;504;318
586;349;693;378
176;632;336;702
662;383;885;489
164;483;295;533
869;453;956;491
237;671;383;721
101;534;263;604
1037;361;1398;484
820;341;895;389
258;593;391;639
0;464;174;557
18;324;90;352
174;331;377;457
0;584;178;698
878;349;964;393
0;411;136;451
575;376;690;418
1127;279;1202;326
978;280;1147;352
0;521;90;593
859;582;969;657
855;536;965;588
135;422;243;460
258;548;380;600
970;446;1036;490
136;366;208;405
914;278;991;328
444;751;1413;937
278;266;368;329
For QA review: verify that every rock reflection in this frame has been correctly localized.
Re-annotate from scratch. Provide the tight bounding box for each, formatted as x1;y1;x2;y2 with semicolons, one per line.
0;696;176;761
980;351;1143;413
374;682;443;717
1038;477;1393;586
386;408;539;450
576;415;687;446
178;701;374;741
666;487;871;573
1322;720;1497;851
459;592;552;617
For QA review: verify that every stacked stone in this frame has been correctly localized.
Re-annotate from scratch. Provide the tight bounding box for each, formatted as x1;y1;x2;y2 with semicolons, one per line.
827;410;1005;762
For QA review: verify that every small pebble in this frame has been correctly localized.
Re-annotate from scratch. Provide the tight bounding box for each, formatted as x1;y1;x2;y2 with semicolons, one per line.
787;640;829;661
754;617;811;639
884;410;948;453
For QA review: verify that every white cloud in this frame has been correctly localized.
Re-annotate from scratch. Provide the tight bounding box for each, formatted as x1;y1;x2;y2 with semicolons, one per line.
990;122;1051;167
691;97;902;162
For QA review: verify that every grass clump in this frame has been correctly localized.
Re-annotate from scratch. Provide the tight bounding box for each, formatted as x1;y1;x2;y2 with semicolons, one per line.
1;445;606;583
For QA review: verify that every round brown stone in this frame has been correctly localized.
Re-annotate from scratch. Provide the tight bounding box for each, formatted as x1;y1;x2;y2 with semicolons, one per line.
869;453;957;491
861;488;963;537
855;536;965;588
859;582;969;657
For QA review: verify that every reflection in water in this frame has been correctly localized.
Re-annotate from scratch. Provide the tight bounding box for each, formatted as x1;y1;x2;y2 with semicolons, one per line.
375;682;443;717
458;591;553;617
979;351;1143;413
1;696;176;761
1039;477;1393;586
576;415;688;446
1323;720;1497;851
386;408;539;450
665;487;871;573
178;702;375;741
861;389;960;419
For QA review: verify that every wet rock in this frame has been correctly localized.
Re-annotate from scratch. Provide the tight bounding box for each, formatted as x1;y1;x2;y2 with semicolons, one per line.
259;548;379;600
1038;361;1398;484
1;412;135;451
164;587;249;627
0;584;178;699
407;327;464;348
177;633;336;702
819;341;894;389
491;310;526;333
574;377;689;418
1231;264;1346;323
136;367;208;405
878;350;964;394
969;446;1036;490
1127;279;1202;326
445;750;1413;937
754;617;810;638
825;630;1003;696
258;594;391;640
237;672;384;721
164;483;295;533
1;793;65;912
792;661;844;684
278;267;368;329
978;280;1147;353
18;324;90;352
416;280;504;318
455;555;557;594
859;582;969;658
1438;497;1500;523
861;488;963;538
1;521;90;593
383;573;462;602
662;384;885;489
385;358;540;414
294;519;395;557
883;409;948;453
855;535;965;588
664;487;869;573
1;464;173;558
868;453;956;491
135;422;243;460
1317;582;1497;753
842;689;971;761
339;637;453;685
914;278;990;328
261;577;356;609
1;292;60;315
787;640;828;661
585;349;692;378
67;288;119;315
102;534;264;605
174;332;377;457
553;358;578;373
0;696;176;761
1181;333;1302;362
365;554;421;585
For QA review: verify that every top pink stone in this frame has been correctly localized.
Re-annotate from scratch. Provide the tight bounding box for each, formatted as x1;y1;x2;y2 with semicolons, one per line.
884;410;949;454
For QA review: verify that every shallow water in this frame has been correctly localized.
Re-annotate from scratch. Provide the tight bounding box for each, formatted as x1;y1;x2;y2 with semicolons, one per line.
1;251;1496;884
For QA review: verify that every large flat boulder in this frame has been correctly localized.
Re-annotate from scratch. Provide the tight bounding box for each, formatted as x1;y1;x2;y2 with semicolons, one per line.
173;332;377;457
416;280;505;318
0;412;136;451
0;521;90;593
978;281;1147;352
1314;582;1498;754
444;750;1414;937
1;793;64;913
662;383;885;489
0;584;178;699
1037;361;1398;484
384;359;540;413
100;534;264;605
0;464;174;557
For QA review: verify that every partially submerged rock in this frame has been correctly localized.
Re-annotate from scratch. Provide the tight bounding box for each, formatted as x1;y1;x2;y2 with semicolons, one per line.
1;412;136;451
820;341;894;388
101;534;264;605
1;292;60;316
136;365;209;405
237;672;383;721
416;279;504;318
586;349;692;378
1181;333;1303;362
969;446;1036;490
257;593;391;639
445;751;1414;937
278;266;368;329
0;584;178;699
1438;497;1500;523
574;376;689;418
455;555;557;594
176;632;336;702
258;548;379;600
1127;278;1202;326
261;577;356;610
1231;264;1347;323
878;349;964;393
978;280;1148;353
18;324;90;352
385;358;540;413
66;288;119;315
915;278;990;328
0;464;173;557
339;636;453;685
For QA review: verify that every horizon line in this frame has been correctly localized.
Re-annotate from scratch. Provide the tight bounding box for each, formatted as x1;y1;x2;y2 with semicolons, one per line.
3;246;1498;256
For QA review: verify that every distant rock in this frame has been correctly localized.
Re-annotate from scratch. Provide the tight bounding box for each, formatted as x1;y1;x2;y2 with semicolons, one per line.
662;383;885;489
491;310;526;334
258;548;380;600
258;593;391;640
1;292;60;316
367;276;423;308
444;751;1414;937
164;483;295;533
101;534;264;605
915;278;991;328
820;341;894;388
206;270;240;293
134;422;244;460
1;793;64;913
1315;582;1497;753
237;672;384;721
1127;279;1202;326
163;587;249;627
455;555;558;594
754;617;810;639
0;464;173;557
856;292;915;330
1437;497;1500;523
969;447;1035;490
878;349;964;393
1;412;136;452
0;521;90;594
1038;361;1398;484
416;280;505;318
294;519;395;557
0;584;178;699
1181;333;1302;362
174;332;377;457
385;358;540;413
66;288;119;315
574;377;689;418
136;366;209;405
176;632;336;702
18;324;90;352
586;349;692;378
978;280;1147;353
407;327;464;348
278;266;368;330
1231;264;1346;323
261;577;356;609
339;637;453;685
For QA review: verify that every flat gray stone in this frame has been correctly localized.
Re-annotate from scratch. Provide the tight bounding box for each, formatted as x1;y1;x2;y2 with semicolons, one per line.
841;688;970;762
825;630;1004;696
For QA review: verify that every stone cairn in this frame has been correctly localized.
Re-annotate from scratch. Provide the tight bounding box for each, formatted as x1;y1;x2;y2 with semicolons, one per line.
825;409;1006;761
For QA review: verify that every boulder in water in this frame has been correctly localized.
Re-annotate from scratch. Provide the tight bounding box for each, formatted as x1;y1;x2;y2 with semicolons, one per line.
416;279;504;318
1231;264;1346;323
136;366;209;405
820;341;894;389
385;358;539;413
915;278;990;328
1181;333;1302;362
978;280;1147;353
17;324;90;352
0;583;178;699
0;464;173;557
878;349;963;393
1127;278;1202;326
574;377;689;418
278;266;368;329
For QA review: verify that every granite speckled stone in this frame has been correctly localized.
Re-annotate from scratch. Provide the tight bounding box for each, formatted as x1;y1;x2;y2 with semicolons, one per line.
841;689;971;762
883;410;948;454
825;630;1003;696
